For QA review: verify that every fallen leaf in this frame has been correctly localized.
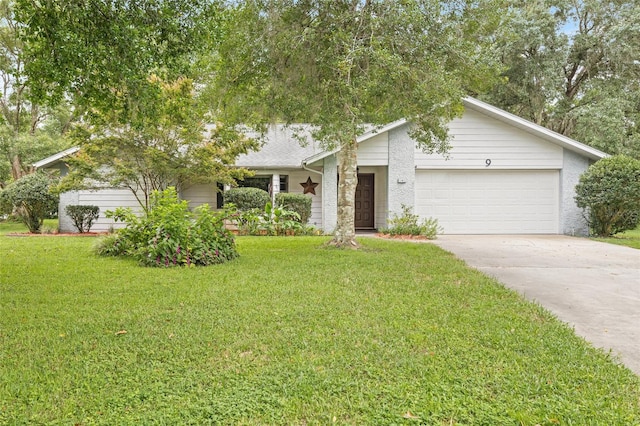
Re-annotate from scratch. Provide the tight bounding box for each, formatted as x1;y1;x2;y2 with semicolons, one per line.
402;411;420;419
115;330;127;336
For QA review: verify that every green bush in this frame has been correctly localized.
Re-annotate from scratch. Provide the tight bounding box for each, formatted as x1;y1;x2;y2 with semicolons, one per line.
275;192;312;224
380;204;442;239
65;205;100;233
0;172;58;233
234;202;317;236
575;155;640;237
97;187;238;267
223;187;270;211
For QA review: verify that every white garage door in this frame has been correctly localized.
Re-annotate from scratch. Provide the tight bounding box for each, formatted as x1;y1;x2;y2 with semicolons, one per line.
415;170;559;234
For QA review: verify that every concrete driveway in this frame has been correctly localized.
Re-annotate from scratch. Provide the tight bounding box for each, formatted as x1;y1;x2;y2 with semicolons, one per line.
430;235;640;375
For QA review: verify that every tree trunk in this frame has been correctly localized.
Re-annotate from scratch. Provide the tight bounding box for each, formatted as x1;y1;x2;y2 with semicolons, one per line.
330;137;359;248
10;154;27;181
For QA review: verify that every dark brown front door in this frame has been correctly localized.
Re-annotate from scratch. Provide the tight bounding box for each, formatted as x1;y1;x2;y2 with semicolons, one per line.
355;174;375;229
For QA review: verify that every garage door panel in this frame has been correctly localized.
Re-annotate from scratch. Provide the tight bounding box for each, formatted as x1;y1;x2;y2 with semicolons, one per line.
415;170;559;234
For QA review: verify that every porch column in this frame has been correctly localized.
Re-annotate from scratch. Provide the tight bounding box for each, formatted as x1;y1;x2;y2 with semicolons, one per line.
271;173;280;205
322;156;338;232
387;125;415;221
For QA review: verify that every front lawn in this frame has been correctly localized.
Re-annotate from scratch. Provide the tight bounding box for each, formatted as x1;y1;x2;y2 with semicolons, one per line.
1;232;639;424
594;226;640;249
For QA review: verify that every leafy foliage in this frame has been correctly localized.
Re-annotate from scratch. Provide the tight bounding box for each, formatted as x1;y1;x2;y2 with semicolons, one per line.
15;0;217;111
380;204;442;239
483;0;640;158
215;0;504;246
64;205;99;233
223;187;270;211
96;187;238;267
0;172;58;233
59;77;256;210
575;155;640;237
275;192;312;224
0;1;73;186
233;202;316;236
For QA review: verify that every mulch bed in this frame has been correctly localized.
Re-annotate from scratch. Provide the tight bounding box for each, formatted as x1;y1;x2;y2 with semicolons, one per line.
374;233;434;241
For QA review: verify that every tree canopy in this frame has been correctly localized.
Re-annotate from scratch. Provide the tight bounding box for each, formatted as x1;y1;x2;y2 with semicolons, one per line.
0;0;72;186
15;0;219;111
216;0;505;246
60;76;256;210
483;0;640;158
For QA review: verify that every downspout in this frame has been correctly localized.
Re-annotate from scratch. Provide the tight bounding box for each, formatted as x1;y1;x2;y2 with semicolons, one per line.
301;160;324;178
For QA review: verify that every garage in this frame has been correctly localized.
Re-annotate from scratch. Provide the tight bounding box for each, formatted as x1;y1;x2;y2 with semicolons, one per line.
415;170;560;234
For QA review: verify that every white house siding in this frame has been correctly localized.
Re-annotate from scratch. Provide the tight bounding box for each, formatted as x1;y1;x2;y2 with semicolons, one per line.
415;109;563;169
284;170;323;228
415;170;560;234
357;132;388;166
59;188;143;233
181;183;218;209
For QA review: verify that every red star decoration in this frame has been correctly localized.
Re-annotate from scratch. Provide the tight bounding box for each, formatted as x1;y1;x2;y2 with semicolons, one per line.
300;176;318;195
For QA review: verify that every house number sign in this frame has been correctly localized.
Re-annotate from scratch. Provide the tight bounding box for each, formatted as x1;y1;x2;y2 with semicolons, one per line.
485;159;492;167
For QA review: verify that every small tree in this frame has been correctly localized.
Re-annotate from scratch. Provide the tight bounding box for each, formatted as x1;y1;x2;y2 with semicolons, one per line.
65;205;99;233
0;172;58;233
575;155;640;237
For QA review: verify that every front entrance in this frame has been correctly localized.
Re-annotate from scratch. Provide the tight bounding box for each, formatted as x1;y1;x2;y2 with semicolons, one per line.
355;173;375;229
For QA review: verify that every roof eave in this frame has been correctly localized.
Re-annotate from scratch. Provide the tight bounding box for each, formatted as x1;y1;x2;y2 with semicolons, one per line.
463;97;608;161
33;146;80;169
302;118;408;165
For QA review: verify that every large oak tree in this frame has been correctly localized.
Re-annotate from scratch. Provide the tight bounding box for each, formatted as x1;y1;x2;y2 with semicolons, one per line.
215;0;504;247
483;0;640;158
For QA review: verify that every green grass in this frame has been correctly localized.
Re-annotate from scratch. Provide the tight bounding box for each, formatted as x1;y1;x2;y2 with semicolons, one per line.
594;226;640;249
0;218;59;235
1;231;639;424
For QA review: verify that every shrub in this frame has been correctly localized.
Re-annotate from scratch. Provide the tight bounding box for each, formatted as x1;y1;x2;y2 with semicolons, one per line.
275;192;312;224
380;204;442;239
575;155;640;237
65;205;100;233
223;187;270;211
235;202;317;236
0;172;58;233
96;187;238;267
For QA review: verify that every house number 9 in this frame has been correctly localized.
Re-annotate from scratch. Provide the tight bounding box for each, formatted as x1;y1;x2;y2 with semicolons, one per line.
485;159;492;167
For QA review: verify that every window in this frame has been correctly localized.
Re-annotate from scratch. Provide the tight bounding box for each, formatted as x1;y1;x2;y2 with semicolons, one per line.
238;176;271;192
279;175;288;193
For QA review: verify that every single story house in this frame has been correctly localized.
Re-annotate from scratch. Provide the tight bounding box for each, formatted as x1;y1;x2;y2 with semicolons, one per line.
34;97;607;235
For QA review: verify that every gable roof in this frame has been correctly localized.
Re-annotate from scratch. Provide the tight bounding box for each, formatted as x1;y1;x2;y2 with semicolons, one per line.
33;146;80;169
234;125;325;169
303;98;607;165
463;97;607;161
34;98;607;171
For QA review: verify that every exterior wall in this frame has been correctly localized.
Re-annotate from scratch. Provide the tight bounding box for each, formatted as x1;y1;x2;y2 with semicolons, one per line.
387;125;415;219
59;188;143;233
58;191;80;233
357;132;388;166
415;108;563;170
560;149;591;236
322;156;338;232
181;183;218;209
286;170;323;228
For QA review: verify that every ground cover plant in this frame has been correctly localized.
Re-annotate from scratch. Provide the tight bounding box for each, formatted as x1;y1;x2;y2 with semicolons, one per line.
1;231;639;424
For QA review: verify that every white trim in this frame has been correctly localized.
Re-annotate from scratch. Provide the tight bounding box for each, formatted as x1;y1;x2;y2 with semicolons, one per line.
302;119;407;165
33;146;80;169
462;97;608;160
